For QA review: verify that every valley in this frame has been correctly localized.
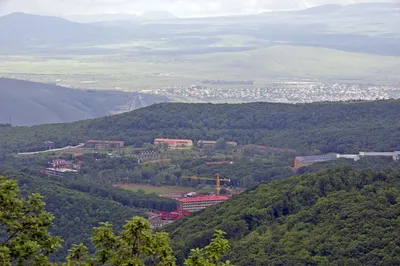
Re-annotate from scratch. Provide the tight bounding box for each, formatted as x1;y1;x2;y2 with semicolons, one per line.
1;2;400;109
1;100;400;263
0;77;168;125
1;2;400;265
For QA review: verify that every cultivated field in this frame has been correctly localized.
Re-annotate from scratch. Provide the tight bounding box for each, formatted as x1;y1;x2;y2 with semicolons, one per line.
1;44;399;95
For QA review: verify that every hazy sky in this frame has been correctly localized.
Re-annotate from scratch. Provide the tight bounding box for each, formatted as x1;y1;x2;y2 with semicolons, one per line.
0;0;397;17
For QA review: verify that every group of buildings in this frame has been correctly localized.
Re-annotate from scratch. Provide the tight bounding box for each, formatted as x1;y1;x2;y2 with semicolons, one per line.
142;82;395;103
40;158;83;178
85;140;124;149
294;151;400;170
149;192;231;228
83;138;237;151
153;138;237;149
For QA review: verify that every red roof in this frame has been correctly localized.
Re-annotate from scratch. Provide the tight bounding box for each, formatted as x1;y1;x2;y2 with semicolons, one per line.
156;210;191;220
177;196;229;203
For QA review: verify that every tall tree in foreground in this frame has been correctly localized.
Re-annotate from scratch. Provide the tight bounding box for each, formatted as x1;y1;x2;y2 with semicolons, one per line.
65;217;231;266
0;175;231;265
0;176;62;265
184;230;232;266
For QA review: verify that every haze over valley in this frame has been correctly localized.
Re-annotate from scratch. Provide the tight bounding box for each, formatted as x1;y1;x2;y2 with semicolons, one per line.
0;1;399;118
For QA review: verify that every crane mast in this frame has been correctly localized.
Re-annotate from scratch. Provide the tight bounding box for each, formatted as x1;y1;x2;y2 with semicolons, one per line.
182;173;230;196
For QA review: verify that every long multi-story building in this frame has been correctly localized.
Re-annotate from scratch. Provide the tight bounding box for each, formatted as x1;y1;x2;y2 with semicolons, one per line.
197;140;238;148
41;168;78;178
85;140;124;149
360;151;400;160
177;196;229;213
154;138;193;148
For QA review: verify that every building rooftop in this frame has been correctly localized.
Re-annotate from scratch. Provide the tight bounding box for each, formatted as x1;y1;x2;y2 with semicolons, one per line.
198;140;217;144
87;140;124;144
177;196;229;203
46;168;78;173
155;138;192;143
360;152;395;156
295;154;338;163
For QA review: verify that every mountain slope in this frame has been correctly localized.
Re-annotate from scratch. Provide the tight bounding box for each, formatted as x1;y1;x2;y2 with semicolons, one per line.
65;13;139;23
165;167;400;265
1;100;400;153
0;169;175;260
0;12;136;49
0;78;168;126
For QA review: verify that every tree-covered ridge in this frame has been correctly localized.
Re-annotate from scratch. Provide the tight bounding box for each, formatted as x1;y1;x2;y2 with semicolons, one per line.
165;167;400;265
0;175;232;266
0;170;175;261
1;100;400;153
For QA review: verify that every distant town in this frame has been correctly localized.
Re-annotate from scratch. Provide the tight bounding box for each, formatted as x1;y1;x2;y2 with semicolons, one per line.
143;82;400;103
4;74;399;104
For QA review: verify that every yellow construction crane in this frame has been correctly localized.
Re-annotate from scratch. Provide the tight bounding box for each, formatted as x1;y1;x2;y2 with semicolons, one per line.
182;173;230;196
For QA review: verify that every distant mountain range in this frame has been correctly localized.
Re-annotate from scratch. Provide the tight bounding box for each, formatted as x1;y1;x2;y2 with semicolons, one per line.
0;12;136;49
298;2;400;16
62;2;400;23
0;2;398;55
65;11;178;23
0;78;168;126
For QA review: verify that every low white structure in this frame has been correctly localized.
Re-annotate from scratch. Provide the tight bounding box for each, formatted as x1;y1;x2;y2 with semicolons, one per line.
337;154;360;161
359;151;400;161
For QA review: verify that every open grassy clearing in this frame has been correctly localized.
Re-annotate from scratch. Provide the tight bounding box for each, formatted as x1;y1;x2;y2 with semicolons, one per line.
114;184;214;195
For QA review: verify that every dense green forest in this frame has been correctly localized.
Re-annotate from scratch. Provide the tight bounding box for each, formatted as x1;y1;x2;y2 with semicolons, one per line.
0;149;293;189
0;175;231;266
2;100;400;154
0;169;176;261
79;153;293;188
165;167;400;265
2;100;400;264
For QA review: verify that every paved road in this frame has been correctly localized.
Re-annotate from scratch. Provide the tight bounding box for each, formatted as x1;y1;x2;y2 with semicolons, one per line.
17;143;85;155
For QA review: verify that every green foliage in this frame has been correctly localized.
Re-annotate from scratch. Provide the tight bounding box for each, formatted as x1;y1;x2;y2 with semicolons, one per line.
0;176;62;265
0;170;175;261
165;167;400;265
64;244;89;266
85;217;176;265
0;175;231;265
64;217;230;266
184;230;232;266
3;101;400;154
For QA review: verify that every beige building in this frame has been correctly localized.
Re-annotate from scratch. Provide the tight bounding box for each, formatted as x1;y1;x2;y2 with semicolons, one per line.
177;196;229;213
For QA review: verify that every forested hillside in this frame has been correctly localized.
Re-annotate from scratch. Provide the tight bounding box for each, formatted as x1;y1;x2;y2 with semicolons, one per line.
165;167;400;265
2;100;400;154
0;169;176;260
